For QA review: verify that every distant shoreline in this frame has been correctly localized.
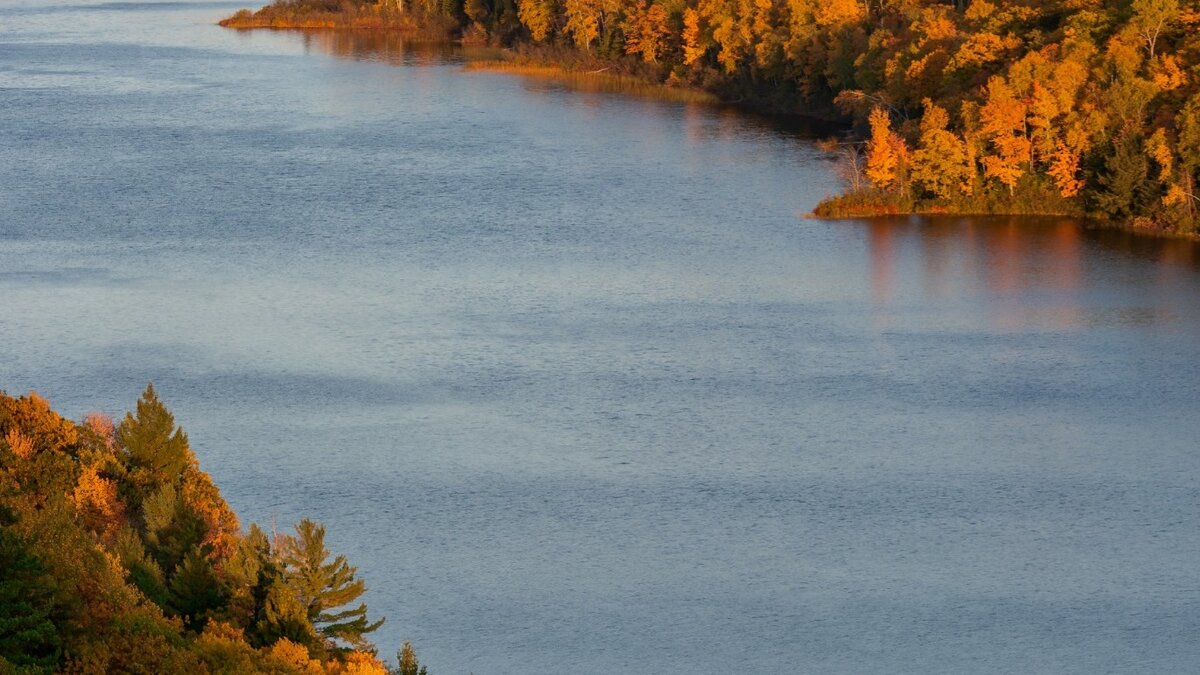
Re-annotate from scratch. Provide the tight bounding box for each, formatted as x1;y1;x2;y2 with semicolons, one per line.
219;1;1200;243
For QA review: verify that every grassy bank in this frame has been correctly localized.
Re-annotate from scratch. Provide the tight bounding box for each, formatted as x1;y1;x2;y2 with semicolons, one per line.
462;59;718;104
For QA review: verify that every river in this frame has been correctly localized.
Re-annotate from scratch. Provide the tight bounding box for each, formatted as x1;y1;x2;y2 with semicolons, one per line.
2;1;1200;672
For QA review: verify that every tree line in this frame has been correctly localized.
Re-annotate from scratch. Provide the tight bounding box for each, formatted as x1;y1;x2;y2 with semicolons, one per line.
0;385;427;674
224;0;1200;234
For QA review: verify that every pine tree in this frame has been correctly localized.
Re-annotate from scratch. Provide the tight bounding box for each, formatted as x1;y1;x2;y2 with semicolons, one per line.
1097;130;1156;218
280;519;384;650
169;547;227;630
257;577;317;648
141;482;206;575
117;384;192;486
112;525;169;606
0;527;62;669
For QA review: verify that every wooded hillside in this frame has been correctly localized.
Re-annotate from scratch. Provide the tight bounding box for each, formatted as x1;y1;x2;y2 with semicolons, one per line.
0;386;426;674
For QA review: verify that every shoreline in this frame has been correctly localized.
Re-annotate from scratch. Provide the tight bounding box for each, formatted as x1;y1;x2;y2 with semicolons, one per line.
808;194;1200;243
217;15;1200;245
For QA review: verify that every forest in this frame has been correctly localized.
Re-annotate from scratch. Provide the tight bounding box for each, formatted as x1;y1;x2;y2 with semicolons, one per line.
0;386;427;674
221;0;1200;235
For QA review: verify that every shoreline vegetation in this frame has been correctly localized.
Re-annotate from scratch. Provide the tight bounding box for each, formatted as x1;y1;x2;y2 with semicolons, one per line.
221;0;1200;240
0;386;428;674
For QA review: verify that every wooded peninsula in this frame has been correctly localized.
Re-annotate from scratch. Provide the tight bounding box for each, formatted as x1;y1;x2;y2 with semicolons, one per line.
0;386;427;674
222;0;1200;237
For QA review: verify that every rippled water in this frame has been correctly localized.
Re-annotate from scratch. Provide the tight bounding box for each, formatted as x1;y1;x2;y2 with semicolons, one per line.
3;2;1200;672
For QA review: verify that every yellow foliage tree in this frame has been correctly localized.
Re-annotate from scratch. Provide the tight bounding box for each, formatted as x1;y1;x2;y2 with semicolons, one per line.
0;391;78;456
682;8;707;65
979;76;1031;193
265;638;324;674
911;99;973;201
181;466;242;562
72;464;126;541
1150;53;1187;91
4;427;36;460
337;651;390;675
563;0;601;49
1147;128;1174;182
704;0;750;73
1131;0;1179;60
1047;141;1085;198
812;0;864;28
518;0;558;41
624;1;672;63
865;106;908;192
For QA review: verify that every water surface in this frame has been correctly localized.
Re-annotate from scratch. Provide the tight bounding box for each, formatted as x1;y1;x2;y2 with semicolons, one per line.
2;2;1200;672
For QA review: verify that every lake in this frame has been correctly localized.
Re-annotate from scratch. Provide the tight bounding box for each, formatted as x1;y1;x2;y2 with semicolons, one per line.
2;1;1200;672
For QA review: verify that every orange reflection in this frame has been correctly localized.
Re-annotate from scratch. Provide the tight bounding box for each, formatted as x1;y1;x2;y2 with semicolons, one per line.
867;219;897;306
864;217;1059;330
863;214;1200;330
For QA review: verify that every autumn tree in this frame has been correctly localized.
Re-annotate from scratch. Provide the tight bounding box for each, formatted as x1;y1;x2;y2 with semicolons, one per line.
71;464;125;541
978;76;1031;194
1047;141;1085;198
911;99;973;201
865;106;908;192
397;641;429;675
563;0;602;48
681;7;707;65
0;392;78;457
1131;0;1179;61
623;1;672;63
517;0;557;41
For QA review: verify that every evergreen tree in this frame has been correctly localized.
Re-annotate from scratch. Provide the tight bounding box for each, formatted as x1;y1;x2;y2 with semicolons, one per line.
141;482;206;575
112;526;169;606
117;384;192;488
280;519;384;650
256;577;316;648
1096;130;1156;219
169;547;227;630
0;527;62;670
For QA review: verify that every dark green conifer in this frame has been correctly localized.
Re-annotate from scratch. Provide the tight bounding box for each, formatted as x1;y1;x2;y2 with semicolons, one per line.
0;527;62;669
1096;129;1157;219
169;547;227;630
112;526;169;606
140;483;205;575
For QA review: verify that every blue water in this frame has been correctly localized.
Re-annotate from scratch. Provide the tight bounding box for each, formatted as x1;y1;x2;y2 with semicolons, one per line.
3;2;1200;672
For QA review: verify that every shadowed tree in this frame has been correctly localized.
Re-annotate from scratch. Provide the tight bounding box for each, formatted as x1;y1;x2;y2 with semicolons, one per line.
0;523;62;670
169;547;228;630
1097;129;1156;218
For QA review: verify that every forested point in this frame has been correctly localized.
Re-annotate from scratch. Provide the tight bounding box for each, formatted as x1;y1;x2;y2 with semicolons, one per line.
0;385;428;675
222;0;1200;236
